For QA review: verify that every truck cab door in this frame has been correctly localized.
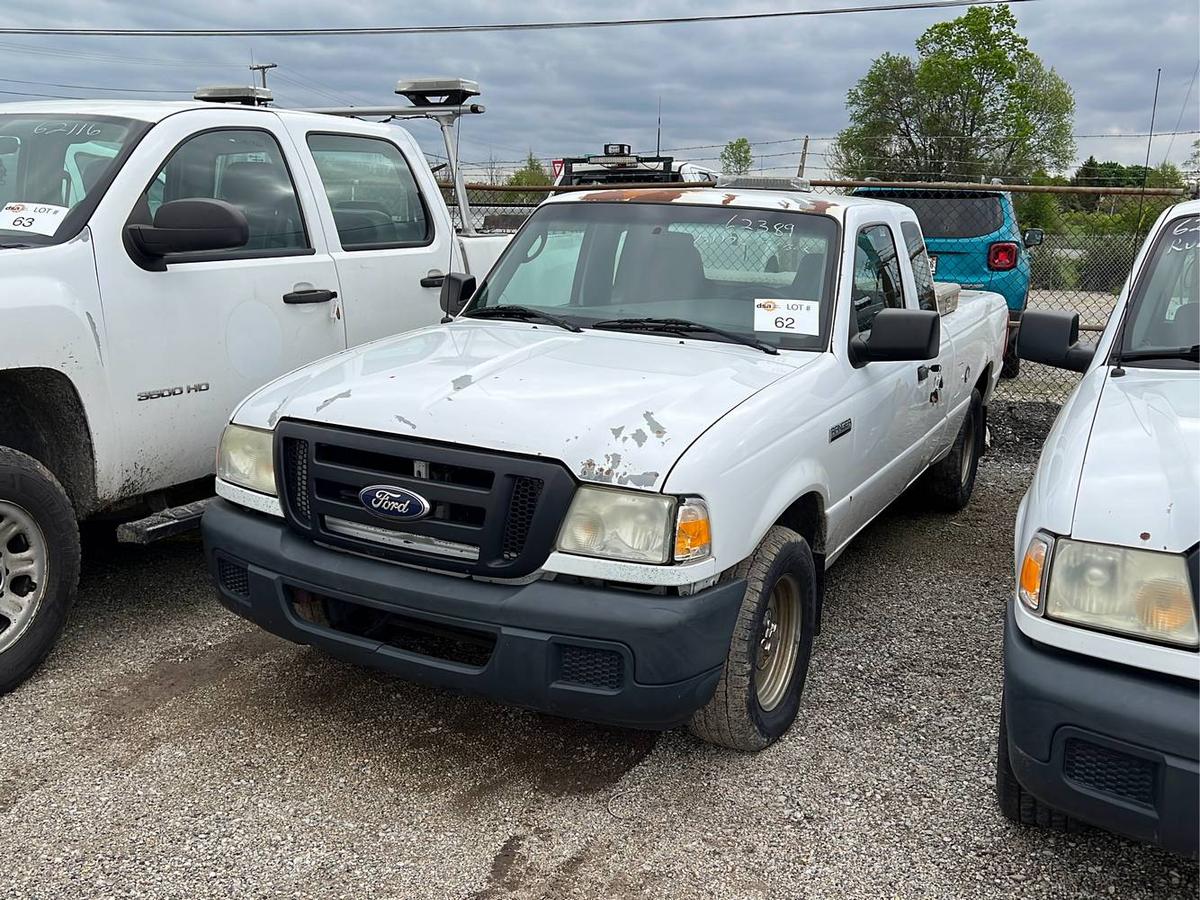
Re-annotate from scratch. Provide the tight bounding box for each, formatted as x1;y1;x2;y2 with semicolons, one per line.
838;221;952;542
283;124;454;347
90;108;346;496
901;219;955;467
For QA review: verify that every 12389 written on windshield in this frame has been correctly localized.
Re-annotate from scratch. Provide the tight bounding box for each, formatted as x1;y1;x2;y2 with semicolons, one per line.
754;299;819;335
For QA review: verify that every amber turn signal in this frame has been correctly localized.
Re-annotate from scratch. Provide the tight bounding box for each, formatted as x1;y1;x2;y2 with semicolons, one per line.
1019;534;1051;611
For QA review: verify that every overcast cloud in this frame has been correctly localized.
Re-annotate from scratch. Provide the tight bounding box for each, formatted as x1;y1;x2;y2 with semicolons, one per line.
4;0;1198;179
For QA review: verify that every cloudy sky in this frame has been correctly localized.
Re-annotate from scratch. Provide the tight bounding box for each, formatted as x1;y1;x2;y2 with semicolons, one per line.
4;0;1198;179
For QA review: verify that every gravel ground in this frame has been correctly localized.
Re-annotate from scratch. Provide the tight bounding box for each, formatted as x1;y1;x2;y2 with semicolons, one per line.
1;429;1196;899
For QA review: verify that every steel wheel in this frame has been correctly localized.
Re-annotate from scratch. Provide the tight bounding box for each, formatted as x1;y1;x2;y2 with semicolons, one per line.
0;501;49;655
960;411;977;488
754;574;801;712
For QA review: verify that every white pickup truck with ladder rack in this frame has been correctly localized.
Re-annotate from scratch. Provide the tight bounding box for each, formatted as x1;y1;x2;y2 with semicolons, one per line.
0;77;511;692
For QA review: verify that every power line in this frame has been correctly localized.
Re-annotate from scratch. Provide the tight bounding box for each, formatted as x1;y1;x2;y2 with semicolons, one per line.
0;39;240;68
0;1;1035;37
1162;63;1200;164
0;76;191;94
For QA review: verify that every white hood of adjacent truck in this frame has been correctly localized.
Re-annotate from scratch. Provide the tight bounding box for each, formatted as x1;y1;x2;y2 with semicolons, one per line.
235;320;810;490
1071;367;1198;554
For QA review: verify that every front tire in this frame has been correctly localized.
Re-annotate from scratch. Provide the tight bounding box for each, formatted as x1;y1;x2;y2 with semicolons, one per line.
997;702;1075;830
922;388;982;512
0;447;80;694
688;526;816;751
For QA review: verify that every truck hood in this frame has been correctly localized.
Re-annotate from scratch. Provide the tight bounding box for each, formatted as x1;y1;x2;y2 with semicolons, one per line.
1071;368;1198;553
236;320;808;490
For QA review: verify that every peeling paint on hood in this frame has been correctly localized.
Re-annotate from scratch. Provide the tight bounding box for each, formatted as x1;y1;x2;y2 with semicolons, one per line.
235;320;812;491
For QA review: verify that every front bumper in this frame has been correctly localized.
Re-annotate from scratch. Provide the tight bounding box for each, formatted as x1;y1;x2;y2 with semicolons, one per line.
202;500;745;730
1004;604;1199;855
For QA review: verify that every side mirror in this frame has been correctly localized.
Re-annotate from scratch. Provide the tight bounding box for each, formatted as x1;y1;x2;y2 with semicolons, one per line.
1023;228;1044;248
1017;310;1094;373
126;198;249;258
850;309;940;366
439;273;476;318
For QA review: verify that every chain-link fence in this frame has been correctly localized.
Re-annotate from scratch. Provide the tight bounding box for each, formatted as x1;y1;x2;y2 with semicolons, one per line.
443;179;1190;405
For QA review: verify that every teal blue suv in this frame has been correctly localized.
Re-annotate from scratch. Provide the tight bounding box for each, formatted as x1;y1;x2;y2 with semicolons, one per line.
854;187;1042;378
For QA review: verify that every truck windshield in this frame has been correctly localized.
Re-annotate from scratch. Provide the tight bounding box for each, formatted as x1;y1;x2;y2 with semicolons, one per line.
0;114;147;245
469;201;840;351
1117;213;1200;367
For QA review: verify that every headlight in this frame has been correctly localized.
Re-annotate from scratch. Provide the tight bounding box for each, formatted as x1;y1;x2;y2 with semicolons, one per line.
216;424;276;496
557;486;676;564
1028;535;1198;648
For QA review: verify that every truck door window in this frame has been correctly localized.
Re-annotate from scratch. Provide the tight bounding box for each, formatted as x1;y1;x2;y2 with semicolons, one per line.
851;225;906;334
901;220;937;312
306;133;431;250
138;129;309;253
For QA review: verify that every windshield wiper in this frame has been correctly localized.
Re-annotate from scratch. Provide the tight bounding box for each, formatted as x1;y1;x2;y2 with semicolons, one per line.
591;317;779;355
1115;344;1199;363
461;304;582;333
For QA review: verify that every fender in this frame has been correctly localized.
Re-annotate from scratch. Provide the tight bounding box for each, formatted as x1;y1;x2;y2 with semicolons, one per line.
0;233;122;505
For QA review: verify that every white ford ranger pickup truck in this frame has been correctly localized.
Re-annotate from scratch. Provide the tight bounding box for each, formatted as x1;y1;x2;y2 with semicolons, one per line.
202;176;1008;750
0;78;511;692
998;199;1199;855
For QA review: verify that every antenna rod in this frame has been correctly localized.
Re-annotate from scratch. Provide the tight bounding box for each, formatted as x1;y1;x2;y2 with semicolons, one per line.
1133;67;1162;241
656;95;661;157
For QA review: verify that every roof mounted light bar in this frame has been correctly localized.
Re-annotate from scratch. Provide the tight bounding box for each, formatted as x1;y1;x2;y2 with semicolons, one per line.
194;85;273;106
716;175;812;193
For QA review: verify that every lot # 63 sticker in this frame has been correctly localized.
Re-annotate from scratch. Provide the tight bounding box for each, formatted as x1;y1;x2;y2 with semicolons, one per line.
3;202;69;237
754;299;820;336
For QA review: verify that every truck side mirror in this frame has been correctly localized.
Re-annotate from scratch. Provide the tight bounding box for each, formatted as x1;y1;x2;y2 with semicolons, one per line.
1017;310;1094;373
849;308;940;366
1023;228;1044;248
126;199;249;258
439;273;476;318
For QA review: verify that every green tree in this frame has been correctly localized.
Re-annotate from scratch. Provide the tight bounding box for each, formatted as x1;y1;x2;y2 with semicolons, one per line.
505;151;552;203
720;138;754;175
831;4;1075;181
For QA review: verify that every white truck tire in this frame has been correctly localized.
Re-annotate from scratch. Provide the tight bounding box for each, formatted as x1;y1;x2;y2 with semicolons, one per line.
0;447;80;694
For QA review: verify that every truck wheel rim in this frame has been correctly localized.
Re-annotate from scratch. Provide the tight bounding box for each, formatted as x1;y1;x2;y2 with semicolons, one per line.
0;501;48;656
960;413;976;488
755;574;801;712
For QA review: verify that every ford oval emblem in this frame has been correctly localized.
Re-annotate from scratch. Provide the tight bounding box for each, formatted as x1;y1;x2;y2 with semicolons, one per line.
358;484;431;521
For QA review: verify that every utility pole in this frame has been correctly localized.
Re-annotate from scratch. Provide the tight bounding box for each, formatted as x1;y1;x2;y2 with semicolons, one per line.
796;135;809;178
656;96;662;156
249;62;277;89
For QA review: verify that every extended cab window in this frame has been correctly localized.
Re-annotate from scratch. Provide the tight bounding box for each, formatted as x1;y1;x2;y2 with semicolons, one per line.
307;133;430;249
901;220;937;312
137;129;309;253
851;225;906;334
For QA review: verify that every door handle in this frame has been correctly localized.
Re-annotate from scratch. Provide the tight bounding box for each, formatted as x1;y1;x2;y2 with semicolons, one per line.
283;288;337;304
420;273;445;288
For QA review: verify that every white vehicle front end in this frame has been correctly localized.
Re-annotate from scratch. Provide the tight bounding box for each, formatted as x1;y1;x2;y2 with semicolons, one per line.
999;201;1199;855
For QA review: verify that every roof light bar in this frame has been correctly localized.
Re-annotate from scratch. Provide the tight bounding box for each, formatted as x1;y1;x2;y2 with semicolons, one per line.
194;85;273;106
716;175;812;193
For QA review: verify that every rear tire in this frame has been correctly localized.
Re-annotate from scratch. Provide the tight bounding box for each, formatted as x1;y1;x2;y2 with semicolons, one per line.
996;702;1075;830
921;389;982;512
688;526;816;751
0;447;80;694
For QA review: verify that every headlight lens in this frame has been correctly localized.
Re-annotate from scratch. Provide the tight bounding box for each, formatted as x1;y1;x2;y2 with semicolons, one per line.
216;424;276;496
1044;538;1198;648
557;486;675;564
